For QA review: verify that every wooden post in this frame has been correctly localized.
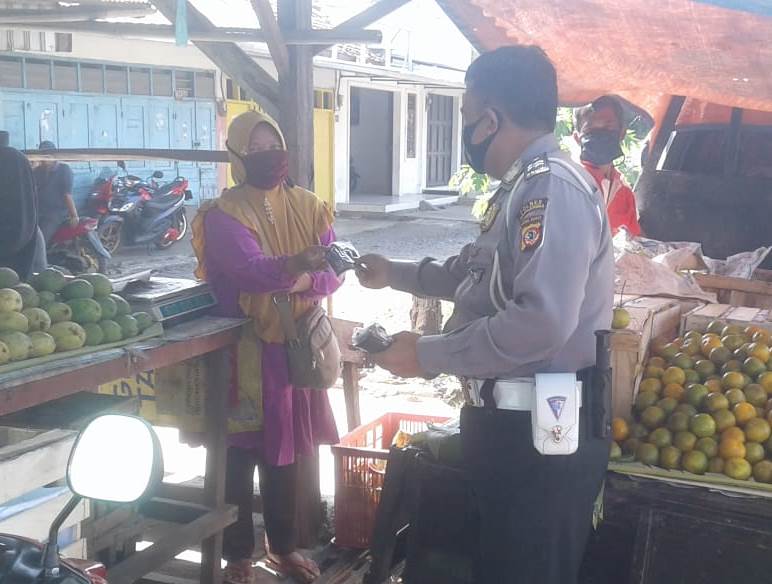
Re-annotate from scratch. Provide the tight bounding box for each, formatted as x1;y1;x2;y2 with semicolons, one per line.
410;297;443;335
200;349;230;584
278;0;315;188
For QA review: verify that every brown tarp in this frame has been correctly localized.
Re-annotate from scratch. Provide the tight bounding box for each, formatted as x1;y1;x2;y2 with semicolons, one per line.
436;0;772;115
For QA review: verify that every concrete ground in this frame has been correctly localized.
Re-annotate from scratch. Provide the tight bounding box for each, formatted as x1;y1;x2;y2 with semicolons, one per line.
116;205;480;497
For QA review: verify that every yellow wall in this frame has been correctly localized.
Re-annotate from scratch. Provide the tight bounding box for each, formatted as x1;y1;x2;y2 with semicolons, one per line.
223;94;335;209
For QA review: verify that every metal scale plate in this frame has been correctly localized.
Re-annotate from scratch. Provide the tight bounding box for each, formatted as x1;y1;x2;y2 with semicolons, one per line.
122;277;216;324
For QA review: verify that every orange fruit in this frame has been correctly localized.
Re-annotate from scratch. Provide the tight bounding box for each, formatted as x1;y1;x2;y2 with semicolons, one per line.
734;402;758;426
712;409;737;432
668;412;691;433
647;356;667;369
719;438;746;460
759;371;772;394
690;413;717;438
722;426;746;444
639;378;663;396
753;460;772;483
658;397;679;416
641;406;666;430
722;335;745;352
706;321;726;335
694;360;717;380
748;342;770;363
709;457;725;474
744;418;771;443
682;450;709;475
701;335;723;356
705;379;723;393
686;384;709;409
695;437;719;458
704;392;730;413
724;457;752;481
725;388;747;407
635;390;660;412
663;383;685;401
745;442;765;464
659;446;682;470
709;346;731;366
644;365;665;379
648;427;673;448
722;325;744;337
752;329;771;345
721;360;743;374
745;384;768;408
611;418;630;442
674;431;697;452
722;371;745;390
743;357;767;378
662;367;686;386
635;443;660;465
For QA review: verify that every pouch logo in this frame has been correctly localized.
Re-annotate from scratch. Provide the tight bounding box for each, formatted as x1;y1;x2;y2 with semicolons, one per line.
547;396;566;420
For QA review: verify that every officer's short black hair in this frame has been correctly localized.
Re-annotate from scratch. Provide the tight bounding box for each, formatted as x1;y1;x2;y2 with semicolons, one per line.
465;45;558;132
573;96;625;133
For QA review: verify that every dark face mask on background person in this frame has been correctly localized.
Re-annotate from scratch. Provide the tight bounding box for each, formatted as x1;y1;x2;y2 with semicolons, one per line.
241;149;289;189
463;111;499;174
579;129;624;166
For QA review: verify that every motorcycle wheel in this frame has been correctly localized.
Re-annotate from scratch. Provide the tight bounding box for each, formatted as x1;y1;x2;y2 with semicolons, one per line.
155;209;187;249
98;221;122;255
81;241;108;274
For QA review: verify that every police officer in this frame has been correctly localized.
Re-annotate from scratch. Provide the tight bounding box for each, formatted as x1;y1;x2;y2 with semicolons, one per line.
357;45;614;584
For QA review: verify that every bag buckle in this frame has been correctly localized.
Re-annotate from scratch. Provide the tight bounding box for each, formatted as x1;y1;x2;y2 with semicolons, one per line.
273;293;290;305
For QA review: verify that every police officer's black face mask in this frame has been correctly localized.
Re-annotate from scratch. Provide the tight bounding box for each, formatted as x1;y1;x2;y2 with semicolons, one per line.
579;129;624;166
463;110;499;174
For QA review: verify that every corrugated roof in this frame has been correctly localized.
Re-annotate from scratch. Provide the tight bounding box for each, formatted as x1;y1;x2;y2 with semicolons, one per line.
436;0;772;114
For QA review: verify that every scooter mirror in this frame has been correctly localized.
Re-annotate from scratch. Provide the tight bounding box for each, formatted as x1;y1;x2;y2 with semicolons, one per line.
152;170;164;179
67;414;163;503
117;160;127;171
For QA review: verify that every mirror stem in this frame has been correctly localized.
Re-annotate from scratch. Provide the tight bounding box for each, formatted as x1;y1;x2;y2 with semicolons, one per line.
42;495;82;580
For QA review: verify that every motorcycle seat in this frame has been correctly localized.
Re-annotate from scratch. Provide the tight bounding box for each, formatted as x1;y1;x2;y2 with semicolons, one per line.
144;192;182;212
153;178;186;197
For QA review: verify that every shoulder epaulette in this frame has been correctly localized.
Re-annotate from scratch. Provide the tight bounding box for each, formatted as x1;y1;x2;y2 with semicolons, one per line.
524;155;550;180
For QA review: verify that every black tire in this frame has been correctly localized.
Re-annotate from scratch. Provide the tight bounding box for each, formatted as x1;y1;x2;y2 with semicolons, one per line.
155;209;187;249
98;221;123;255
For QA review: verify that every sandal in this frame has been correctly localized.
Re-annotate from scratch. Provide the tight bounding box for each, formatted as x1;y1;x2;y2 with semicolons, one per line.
223;560;254;584
264;551;320;584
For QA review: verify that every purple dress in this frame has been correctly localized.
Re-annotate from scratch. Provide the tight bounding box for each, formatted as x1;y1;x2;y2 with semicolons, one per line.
203;207;341;466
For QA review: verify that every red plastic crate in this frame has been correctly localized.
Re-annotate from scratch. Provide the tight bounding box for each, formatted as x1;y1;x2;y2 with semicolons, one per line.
332;412;450;549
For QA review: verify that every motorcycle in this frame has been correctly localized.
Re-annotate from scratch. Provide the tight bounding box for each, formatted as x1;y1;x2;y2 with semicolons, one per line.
0;413;163;584
48;218;111;274
97;163;191;254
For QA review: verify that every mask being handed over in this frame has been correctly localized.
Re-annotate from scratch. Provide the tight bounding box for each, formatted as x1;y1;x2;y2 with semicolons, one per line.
579;129;624;166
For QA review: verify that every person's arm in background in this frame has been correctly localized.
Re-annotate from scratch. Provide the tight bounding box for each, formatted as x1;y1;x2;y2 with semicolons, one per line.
61;164;79;226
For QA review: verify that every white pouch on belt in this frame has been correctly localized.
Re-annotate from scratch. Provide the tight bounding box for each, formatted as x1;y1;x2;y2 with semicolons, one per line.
531;373;582;455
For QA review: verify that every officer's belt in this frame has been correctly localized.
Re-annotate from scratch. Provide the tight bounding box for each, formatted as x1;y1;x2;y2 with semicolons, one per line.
465;378;534;410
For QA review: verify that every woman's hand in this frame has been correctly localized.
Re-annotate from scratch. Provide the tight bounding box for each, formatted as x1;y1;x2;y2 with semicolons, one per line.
356;254;391;289
289;272;312;294
286;245;328;275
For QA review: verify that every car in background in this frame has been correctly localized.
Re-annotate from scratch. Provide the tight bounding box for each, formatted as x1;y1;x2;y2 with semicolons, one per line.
636;98;772;269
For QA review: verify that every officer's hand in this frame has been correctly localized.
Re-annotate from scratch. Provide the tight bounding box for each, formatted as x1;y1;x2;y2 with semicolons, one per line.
355;254;391;289
372;331;424;378
68;215;80;227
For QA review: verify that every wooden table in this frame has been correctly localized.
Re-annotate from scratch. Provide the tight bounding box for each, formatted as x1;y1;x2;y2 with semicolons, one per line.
0;316;244;584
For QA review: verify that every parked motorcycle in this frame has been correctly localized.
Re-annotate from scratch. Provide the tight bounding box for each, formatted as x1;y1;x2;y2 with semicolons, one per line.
0;413;163;584
48;218;111;274
97;163;191;254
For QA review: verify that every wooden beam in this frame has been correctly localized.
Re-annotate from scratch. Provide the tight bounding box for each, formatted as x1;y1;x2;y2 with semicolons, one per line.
251;0;290;78
314;0;412;55
106;506;238;584
0;4;154;23
153;0;280;117
24;148;229;164
14;20;382;45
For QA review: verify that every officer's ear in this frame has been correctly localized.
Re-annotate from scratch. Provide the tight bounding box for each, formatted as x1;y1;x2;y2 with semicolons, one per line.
573;131;581;146
480;108;501;139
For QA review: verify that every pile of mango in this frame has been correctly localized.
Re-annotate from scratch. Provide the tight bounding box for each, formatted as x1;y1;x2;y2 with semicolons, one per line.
0;267;155;365
611;321;772;484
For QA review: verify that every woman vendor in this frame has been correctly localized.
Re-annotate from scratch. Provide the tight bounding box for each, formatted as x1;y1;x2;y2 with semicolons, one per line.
191;111;341;584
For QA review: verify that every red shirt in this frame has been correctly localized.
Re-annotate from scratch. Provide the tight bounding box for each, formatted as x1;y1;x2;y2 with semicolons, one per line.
582;162;642;237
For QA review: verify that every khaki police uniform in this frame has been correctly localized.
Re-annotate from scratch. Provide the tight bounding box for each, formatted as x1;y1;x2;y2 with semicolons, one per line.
390;134;614;584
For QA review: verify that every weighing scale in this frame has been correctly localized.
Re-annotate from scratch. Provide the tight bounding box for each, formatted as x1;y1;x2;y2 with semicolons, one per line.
122;277;217;326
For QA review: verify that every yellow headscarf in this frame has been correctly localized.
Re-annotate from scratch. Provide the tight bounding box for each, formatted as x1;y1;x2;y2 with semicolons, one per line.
191;111;333;344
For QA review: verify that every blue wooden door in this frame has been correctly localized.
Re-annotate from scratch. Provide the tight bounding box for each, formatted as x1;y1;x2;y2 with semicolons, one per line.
26;97;59;149
121;99;146;170
59;98;89;149
0;95;27;149
89;99;119;148
172;102;195;150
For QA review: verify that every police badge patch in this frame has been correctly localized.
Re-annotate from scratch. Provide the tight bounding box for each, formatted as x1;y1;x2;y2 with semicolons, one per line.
520;216;543;251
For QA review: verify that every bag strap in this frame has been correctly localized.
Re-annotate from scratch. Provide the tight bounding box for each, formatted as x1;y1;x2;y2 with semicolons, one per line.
273;294;300;345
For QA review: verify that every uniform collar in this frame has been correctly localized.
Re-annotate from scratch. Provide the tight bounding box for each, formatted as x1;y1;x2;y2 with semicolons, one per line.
500;133;561;185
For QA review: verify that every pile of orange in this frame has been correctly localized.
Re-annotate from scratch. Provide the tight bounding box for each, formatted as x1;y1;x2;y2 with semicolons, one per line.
610;322;772;484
